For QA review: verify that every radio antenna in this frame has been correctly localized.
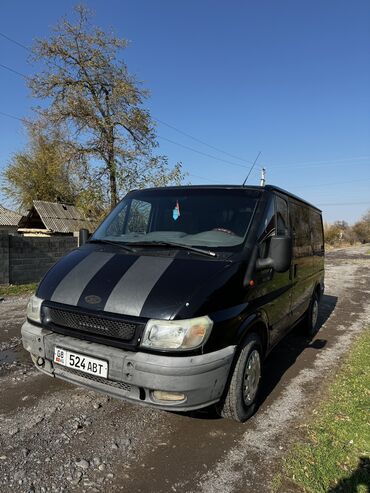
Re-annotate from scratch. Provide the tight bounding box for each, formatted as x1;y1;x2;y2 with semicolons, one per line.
242;151;262;186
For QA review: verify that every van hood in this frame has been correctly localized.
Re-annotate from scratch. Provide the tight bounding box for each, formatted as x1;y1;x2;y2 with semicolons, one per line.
37;244;236;320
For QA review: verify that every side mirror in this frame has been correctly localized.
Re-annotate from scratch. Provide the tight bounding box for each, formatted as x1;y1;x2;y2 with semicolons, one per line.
79;228;90;246
256;236;292;273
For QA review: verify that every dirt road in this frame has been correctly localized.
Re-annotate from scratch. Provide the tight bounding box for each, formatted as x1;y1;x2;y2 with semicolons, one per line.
1;245;369;493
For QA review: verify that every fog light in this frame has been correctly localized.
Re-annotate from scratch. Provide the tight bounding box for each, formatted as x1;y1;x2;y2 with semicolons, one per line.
152;390;186;402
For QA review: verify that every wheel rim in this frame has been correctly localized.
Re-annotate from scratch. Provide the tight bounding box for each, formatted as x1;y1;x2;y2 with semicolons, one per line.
311;299;319;330
243;349;261;406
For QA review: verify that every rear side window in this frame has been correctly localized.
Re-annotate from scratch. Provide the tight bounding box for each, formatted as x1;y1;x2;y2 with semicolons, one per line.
310;210;323;246
290;202;310;247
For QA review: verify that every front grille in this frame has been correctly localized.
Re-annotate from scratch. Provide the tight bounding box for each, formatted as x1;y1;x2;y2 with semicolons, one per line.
46;307;137;341
55;364;132;392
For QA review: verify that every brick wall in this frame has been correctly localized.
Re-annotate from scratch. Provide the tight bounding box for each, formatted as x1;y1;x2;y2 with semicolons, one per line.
0;231;77;285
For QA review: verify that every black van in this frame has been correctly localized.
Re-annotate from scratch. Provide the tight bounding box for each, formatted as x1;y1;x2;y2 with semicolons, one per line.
22;185;324;422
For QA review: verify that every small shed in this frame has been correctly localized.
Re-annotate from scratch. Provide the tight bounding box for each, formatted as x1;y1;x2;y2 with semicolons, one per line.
18;200;97;236
0;204;22;233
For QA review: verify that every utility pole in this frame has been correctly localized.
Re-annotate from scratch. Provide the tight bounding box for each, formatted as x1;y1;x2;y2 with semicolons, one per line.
260;167;266;187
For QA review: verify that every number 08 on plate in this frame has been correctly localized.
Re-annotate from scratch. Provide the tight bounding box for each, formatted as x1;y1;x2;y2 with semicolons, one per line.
54;347;108;378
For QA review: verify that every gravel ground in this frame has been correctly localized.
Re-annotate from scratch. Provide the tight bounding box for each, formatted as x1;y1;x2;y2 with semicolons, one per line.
0;245;369;493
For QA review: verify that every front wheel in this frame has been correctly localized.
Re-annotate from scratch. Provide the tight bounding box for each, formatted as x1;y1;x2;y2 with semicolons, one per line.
302;292;320;337
217;333;262;422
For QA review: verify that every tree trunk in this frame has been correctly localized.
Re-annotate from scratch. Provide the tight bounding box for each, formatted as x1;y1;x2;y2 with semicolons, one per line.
108;159;117;210
107;130;117;210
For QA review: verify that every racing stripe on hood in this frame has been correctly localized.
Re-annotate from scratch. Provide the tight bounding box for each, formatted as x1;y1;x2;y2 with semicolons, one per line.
77;254;138;311
104;256;173;316
37;247;91;300
51;252;115;306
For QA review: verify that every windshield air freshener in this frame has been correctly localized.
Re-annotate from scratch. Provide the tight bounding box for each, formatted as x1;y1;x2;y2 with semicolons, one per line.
172;201;180;221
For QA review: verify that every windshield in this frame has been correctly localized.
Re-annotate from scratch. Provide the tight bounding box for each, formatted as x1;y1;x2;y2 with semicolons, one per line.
92;188;260;251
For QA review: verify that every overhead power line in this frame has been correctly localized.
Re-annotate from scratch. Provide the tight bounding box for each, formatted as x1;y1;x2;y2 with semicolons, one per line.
154;118;254;165
0;110;26;122
316;201;370;206
2;106;369;177
0;30;259;169
188;173;219;184
158;135;251;169
269;156;370;169
0;109;368;196
0;105;256;171
0;62;28;79
0;32;30;51
0;60;258;171
294;178;370;190
1;31;369;174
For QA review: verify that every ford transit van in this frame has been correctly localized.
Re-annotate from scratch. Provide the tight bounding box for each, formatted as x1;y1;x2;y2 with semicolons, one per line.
22;185;324;422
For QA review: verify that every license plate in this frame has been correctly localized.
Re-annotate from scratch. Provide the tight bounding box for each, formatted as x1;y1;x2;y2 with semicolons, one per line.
54;347;108;379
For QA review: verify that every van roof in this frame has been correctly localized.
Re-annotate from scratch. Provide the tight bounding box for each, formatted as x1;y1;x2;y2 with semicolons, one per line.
265;185;322;212
130;184;322;213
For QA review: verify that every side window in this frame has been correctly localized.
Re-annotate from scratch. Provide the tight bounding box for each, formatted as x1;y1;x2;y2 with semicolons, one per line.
290;202;310;247
126;199;152;234
276;196;289;236
258;199;275;243
258;199;275;258
310;211;323;247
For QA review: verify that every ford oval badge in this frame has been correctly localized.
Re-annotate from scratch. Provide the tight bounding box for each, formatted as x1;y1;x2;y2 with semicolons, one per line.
84;295;102;305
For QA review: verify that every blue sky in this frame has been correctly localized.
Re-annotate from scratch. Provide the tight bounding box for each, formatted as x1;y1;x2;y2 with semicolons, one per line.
0;0;369;223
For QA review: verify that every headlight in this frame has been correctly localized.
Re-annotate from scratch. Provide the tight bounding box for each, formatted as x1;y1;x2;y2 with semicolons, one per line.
141;316;213;350
27;295;44;323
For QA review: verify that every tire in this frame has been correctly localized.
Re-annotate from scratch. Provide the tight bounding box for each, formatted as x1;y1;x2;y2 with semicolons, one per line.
217;333;262;423
302;292;320;337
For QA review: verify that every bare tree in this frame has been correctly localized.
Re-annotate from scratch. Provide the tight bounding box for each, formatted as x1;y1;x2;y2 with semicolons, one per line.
29;5;184;211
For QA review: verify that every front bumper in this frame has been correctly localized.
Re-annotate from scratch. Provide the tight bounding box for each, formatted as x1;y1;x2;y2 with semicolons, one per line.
22;321;236;411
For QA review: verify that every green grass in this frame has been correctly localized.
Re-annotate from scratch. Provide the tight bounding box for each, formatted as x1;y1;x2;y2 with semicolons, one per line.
0;283;37;297
281;329;370;493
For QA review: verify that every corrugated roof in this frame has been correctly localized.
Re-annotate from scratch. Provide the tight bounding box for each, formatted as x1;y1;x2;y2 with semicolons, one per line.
0;204;22;226
31;200;97;233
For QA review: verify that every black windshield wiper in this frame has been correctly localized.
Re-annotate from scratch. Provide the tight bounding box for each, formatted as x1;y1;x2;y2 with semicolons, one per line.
128;241;217;258
87;239;136;253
